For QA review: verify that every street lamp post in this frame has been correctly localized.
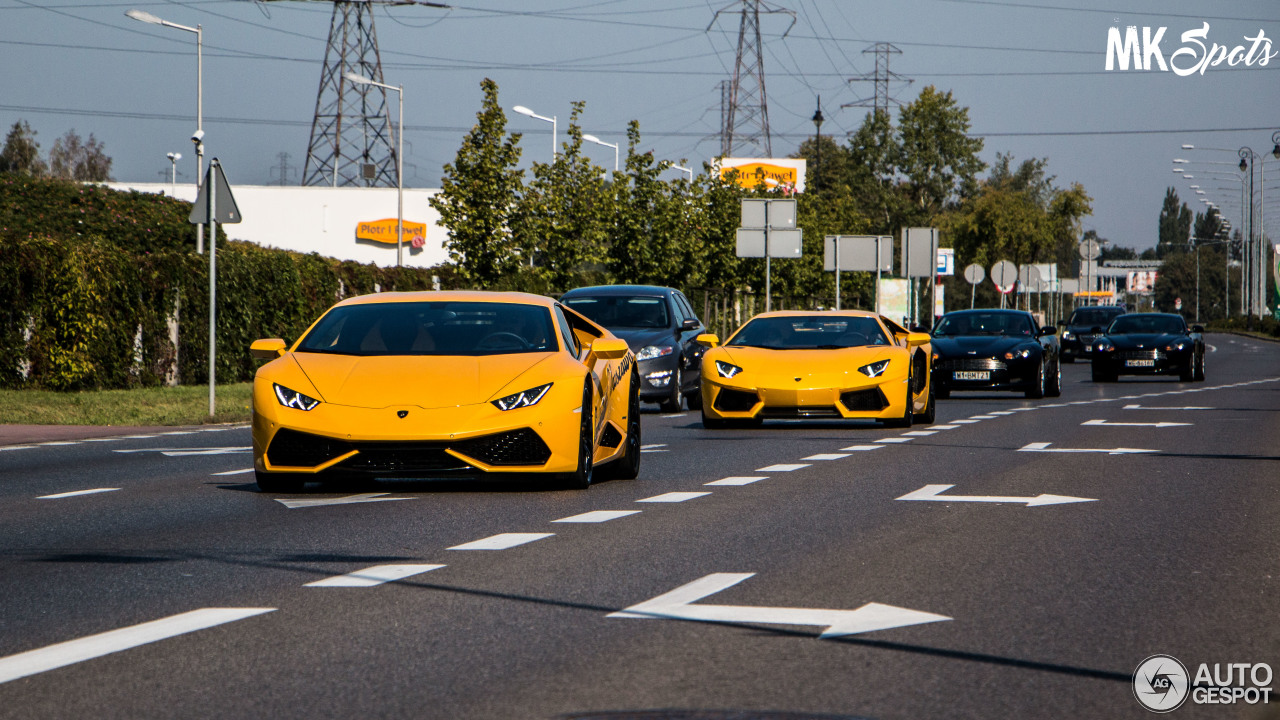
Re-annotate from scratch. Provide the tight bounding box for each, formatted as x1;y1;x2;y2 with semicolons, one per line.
346;72;404;266
581;133;619;172
166;152;181;196
127;8;203;253
672;164;693;181
513;105;556;159
811;96;824;192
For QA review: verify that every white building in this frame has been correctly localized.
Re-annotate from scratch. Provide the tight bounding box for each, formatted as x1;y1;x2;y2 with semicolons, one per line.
105;182;450;268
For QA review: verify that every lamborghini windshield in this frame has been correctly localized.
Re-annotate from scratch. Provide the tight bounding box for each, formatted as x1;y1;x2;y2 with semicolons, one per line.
933;312;1035;337
296;301;558;356
728;316;890;349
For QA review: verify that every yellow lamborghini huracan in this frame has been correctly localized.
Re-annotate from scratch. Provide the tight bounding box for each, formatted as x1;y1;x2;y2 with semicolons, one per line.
697;311;934;428
248;291;640;492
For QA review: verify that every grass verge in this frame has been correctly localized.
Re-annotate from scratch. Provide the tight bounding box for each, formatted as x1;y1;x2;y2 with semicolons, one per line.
0;383;253;426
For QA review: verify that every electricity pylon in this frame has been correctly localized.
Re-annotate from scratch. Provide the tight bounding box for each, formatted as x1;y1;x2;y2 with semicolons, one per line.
709;0;795;157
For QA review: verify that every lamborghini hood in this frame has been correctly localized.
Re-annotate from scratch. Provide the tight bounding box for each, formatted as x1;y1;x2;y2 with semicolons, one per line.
289;352;555;409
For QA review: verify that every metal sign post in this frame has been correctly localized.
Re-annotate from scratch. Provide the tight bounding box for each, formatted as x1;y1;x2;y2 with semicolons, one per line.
189;159;241;418
737;199;800;313
963;263;984;309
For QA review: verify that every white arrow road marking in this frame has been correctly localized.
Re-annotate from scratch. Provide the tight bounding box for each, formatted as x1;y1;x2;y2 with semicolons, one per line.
755;464;810;472
0;608;275;685
553;510;640;523
897;484;1096;507
638;492;710;503
448;533;553;550
705;476;767;486
803;453;850;461
305;564;444;588
1018;442;1157;455
839;445;884;451
113;447;250;456
276;493;413;509
1122;404;1212;411
608;573;950;639
38;488;120;500
1081;419;1191;428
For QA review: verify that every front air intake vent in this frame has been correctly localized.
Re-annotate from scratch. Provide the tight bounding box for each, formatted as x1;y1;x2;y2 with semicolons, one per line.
714;388;759;413
840;388;888;412
266;428;353;468
453;428;552;466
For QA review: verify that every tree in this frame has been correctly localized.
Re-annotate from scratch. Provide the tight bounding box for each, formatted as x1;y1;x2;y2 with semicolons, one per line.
606;122;694;286
1157;187;1192;258
47;129;113;181
429;79;526;288
894;86;986;218
0;121;46;176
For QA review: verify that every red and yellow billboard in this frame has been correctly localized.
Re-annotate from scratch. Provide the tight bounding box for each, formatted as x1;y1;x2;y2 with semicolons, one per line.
356;218;427;247
717;157;807;193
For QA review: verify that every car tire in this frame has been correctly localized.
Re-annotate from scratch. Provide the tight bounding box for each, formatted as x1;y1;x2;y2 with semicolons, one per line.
255;470;305;494
915;384;936;424
558;382;594;490
1179;359;1194;382
1046;358;1062;397
684;381;703;410
1025;361;1046;399
658;367;682;413
883;377;914;429
601;369;641;481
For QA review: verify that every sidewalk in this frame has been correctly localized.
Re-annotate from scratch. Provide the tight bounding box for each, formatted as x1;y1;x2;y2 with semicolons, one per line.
0;424;242;447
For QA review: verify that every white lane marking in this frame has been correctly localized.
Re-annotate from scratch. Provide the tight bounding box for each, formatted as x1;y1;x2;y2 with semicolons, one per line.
305;564;444;588
706;476;767;486
968;415;997;419
1206;344;1217;352
661;413;687;419
0;446;36;452
989;411;1015;415
38;441;79;446
902;431;937;436
839;445;884;451
927;425;960;430
1122;404;1212;411
1082;419;1191;428
1039;403;1068;408
0;608;275;685
113;447;250;456
119;435;158;439
638;492;711;503
641;444;667;449
874;438;912;444
608;573;950;639
212;468;254;476
276;493;413;509
950;419;980;424
553;510;641;523
159;431;197;436
1067;401;1093;406
803;453;851;461
897;484;1097;507
755;463;811;472
82;438;121;443
449;533;554;550
641;449;669;453
1008;408;1037;412
38;488;121;500
1018;442;1157;455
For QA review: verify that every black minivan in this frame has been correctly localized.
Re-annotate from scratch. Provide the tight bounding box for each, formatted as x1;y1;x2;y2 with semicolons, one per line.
560;285;706;412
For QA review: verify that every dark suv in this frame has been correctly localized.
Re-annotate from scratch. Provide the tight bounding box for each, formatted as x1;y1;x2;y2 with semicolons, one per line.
560;285;706;412
1059;305;1126;362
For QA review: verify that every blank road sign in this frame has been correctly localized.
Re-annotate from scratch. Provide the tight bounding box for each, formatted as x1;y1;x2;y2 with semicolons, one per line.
740;198;796;229
824;235;888;272
737;228;803;258
901;227;938;278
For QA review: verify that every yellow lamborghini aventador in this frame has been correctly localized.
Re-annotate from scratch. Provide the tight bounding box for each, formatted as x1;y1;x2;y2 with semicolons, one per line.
697;311;934;428
249;291;639;492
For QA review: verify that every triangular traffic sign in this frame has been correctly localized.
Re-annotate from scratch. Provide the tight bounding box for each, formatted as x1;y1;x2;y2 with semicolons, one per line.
189;161;242;224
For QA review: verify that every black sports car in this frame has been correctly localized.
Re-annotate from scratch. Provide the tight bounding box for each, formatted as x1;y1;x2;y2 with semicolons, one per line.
560;285;706;411
1059;305;1126;363
931;309;1061;399
1090;312;1205;382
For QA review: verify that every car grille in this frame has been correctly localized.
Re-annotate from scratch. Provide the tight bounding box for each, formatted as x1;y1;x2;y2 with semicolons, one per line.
265;427;551;471
937;358;1005;371
761;406;841;418
840;388;888;412
1118;349;1166;361
714;388;759;412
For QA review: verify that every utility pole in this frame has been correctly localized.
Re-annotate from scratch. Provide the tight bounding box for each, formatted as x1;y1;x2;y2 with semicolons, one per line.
709;0;795;157
842;42;913;120
269;152;295;186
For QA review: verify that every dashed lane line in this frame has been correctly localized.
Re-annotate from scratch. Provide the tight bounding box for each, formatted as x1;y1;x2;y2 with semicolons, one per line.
874;438;912;444
448;533;554;550
927;425;960;430
213;469;255;476
802;453;851;461
276;493;413;509
38;488;120;500
755;463;811;472
552;510;641;523
638;492;711;503
305;564;445;588
705;476;767;486
903;431;938;436
839;445;884;451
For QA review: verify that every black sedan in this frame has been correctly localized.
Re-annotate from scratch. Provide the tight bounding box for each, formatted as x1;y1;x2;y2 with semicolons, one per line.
930;309;1061;399
1090;313;1205;382
561;285;706;411
1059;305;1126;363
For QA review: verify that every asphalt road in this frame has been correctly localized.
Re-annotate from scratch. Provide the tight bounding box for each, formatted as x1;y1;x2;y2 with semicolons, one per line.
1;335;1277;720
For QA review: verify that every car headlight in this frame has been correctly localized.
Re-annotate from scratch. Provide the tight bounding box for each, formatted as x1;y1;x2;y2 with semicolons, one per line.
715;360;743;378
1095;340;1115;352
1061;330;1074;340
636;345;675;361
492;383;552;411
274;383;320;411
1004;347;1034;360
859;359;890;378
1165;341;1188;352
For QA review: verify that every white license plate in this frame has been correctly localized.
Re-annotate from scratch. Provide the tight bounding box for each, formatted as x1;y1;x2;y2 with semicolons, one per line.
954;371;990;381
1125;359;1155;367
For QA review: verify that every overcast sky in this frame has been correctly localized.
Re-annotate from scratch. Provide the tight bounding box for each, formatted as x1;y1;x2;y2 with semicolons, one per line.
2;0;1277;252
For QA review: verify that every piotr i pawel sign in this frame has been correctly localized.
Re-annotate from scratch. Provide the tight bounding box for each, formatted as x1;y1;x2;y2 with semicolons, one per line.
1105;22;1277;75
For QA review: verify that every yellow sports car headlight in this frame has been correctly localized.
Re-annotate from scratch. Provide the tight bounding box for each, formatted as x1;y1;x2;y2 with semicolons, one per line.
274;383;320;411
715;360;743;378
492;383;552;411
858;360;890;378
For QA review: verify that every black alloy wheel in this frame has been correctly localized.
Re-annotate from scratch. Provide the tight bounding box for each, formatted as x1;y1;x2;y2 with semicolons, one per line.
883;366;915;429
256;469;305;494
915;382;936;424
685;376;703;410
1046;358;1062;397
1194;351;1206;381
659;366;683;412
1025;359;1046;399
1179;357;1194;382
559;381;594;490
602;368;642;480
